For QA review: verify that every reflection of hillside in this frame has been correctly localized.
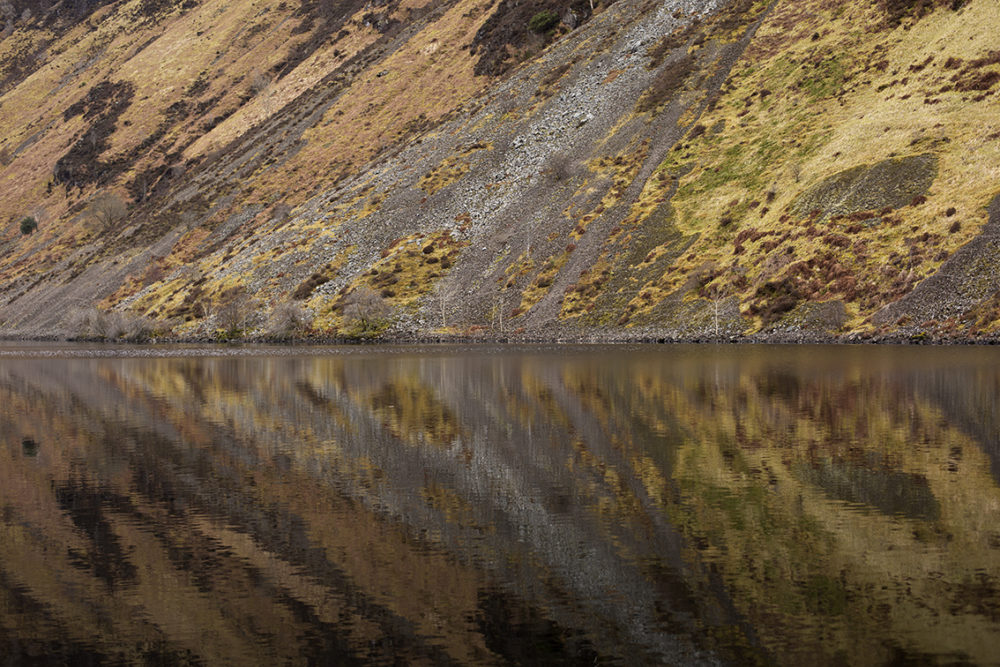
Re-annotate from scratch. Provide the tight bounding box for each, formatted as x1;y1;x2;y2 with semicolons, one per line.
906;363;1000;483
0;360;496;664
0;346;999;664
619;349;1000;665
0;353;718;663
793;461;940;521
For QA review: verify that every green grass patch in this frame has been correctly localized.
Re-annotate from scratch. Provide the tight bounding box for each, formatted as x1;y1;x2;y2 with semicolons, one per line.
798;56;847;101
678;136;782;201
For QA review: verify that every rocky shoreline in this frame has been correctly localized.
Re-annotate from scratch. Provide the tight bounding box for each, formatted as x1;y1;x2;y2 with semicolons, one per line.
5;328;1000;347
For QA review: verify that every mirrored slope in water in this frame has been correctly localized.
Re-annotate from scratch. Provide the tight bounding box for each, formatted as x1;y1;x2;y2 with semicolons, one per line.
1;345;999;665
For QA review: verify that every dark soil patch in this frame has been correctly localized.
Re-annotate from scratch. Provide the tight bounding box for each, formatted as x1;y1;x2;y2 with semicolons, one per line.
53;80;135;191
0;0;123;93
470;0;598;77
135;0;198;21
646;22;699;69
705;0;771;39
879;0;962;27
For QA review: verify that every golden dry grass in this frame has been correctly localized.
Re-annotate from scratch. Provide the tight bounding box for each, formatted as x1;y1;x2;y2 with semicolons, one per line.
618;0;1000;331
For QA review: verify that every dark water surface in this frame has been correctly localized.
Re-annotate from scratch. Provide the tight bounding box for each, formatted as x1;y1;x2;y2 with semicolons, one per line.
1;343;999;665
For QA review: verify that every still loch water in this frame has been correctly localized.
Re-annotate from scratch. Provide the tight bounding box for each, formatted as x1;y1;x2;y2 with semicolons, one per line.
1;343;999;665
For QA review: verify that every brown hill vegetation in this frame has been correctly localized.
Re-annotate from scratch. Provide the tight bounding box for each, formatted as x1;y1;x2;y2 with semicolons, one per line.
0;0;998;341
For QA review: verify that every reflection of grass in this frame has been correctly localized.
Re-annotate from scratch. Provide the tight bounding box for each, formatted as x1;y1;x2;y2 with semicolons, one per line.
652;361;1000;665
701;485;747;530
793;460;941;521
370;380;462;447
801;574;848;616
0;362;498;664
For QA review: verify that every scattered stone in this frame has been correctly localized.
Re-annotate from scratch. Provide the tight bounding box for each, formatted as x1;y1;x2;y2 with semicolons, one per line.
792;153;938;220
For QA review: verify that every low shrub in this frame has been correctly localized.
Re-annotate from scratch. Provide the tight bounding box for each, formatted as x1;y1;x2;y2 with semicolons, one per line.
266;302;310;336
214;287;254;336
292;264;336;300
748;278;803;326
955;71;1000;92
343;286;390;330
69;308;154;341
528;10;559;34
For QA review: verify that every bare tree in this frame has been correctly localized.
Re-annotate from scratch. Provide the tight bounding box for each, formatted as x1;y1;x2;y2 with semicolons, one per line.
435;279;462;330
249;69;271;95
214;286;253;335
708;283;726;338
491;292;509;335
705;273;741;339
248;69;279;115
88;191;128;231
30;205;47;225
179;210;199;231
266;301;310;336
343;286;389;329
68;307;153;341
270;202;293;223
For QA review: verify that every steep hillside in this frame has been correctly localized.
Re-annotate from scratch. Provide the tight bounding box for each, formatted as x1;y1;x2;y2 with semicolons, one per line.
0;0;998;341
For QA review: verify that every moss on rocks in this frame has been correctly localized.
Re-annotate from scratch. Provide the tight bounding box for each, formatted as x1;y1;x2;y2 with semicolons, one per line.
792;153;938;220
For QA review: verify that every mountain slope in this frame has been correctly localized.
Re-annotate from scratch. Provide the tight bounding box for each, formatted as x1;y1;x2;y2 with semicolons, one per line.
0;0;998;341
